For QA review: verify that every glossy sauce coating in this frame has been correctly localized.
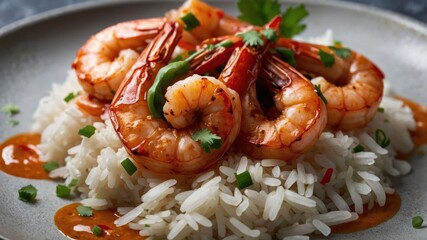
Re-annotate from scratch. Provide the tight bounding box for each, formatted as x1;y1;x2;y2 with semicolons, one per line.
332;193;401;233
397;96;427;147
0;133;49;179
55;203;142;240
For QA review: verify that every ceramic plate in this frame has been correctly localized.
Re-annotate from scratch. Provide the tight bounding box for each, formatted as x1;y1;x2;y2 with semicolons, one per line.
0;0;426;239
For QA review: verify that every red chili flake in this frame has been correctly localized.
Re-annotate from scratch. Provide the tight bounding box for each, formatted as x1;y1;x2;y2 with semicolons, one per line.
216;10;224;18
97;225;111;231
320;168;334;185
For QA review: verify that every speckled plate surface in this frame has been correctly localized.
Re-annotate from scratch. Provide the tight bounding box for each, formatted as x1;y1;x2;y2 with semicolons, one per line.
0;0;426;239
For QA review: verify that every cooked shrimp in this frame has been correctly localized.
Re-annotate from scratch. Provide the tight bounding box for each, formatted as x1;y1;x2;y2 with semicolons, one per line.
277;38;384;130
109;21;242;175
73;18;168;100
168;0;250;48
238;55;327;161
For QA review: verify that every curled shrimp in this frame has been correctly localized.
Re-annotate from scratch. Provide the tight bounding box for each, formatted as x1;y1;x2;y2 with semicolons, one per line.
109;21;242;175
238;55;327;161
73;18;168;100
277;39;385;130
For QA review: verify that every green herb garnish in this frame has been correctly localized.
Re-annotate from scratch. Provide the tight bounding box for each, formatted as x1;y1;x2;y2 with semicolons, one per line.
319;49;335;67
6;119;19;127
353;144;364;153
413;216;424;229
92;225;103;236
237;0;281;26
314;84;328;105
76;205;93;217
219;40;233;48
333;40;342;47
280;4;309;38
43;161;59;172
329;46;351;59
192;128;222;153
68;179;78;188
121;158;137;176
78;125;96;138
261;28;278;42
145;224;150;227
64;92;80;103
56;184;71;198
276;47;297;67
2;104;20;117
375;129;391;148
18;185;37;203
180;12;200;31
377;107;385;113
237;30;263;47
234;170;253;189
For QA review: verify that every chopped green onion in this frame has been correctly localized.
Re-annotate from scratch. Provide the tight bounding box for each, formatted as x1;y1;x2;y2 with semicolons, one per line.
145;224;150;227
92;225;103;236
377;107;385;113
43;161;59;172
329;46;351;59
219;40;233;48
353;144;364;153
318;49;335;67
56;184;71;198
63;92;80;103
192;128;222;153
180;12;200;31
7;119;19;127
206;44;215;51
261;28;278;42
76;205;93;217
121;158;137;176
412;216;424;229
2;104;20;117
18;185;37;203
314;84;328;105
375;129;391;148
234;170;253;189
78;125;96;138
68;179;78;188
276;47;297;67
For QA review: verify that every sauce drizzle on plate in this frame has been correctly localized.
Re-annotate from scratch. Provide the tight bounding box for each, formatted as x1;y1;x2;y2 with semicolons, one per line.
0;133;49;179
55;203;142;240
332;193;401;233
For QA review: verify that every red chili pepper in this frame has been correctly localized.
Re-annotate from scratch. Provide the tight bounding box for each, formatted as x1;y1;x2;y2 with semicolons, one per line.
97;225;111;231
320;168;334;185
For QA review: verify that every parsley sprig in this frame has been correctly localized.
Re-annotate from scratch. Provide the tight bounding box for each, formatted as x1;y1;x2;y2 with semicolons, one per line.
237;0;308;38
192;128;222;153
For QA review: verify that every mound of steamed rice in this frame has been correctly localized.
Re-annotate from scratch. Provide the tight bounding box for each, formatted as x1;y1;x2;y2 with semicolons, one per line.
32;31;415;240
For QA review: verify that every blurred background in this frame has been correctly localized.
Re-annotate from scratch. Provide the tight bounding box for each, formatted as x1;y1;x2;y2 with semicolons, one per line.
0;0;426;28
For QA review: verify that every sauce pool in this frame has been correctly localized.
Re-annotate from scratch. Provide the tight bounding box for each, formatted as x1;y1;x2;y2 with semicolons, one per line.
332;193;401;233
0;133;50;179
55;203;142;239
396;96;427;147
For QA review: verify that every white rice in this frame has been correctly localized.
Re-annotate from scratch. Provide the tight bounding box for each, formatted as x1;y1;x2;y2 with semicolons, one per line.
31;30;417;239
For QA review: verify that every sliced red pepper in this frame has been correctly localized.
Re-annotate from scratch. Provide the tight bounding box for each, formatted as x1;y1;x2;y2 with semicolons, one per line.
320;168;334;185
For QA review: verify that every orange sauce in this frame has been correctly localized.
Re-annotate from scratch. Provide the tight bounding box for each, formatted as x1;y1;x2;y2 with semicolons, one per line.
396;96;427;147
55;203;142;240
332;193;401;233
0;133;50;179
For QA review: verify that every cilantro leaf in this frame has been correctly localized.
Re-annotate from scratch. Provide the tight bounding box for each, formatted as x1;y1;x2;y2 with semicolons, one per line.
280;4;309;38
329;46;351;59
276;47;297;67
318;49;335;67
2;104;20;116
261;28;278;42
192;128;222;153
237;0;281;26
237;30;263;47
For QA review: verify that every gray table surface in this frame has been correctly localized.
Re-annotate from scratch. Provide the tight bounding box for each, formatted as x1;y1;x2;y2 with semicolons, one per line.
0;0;427;29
